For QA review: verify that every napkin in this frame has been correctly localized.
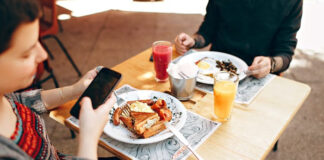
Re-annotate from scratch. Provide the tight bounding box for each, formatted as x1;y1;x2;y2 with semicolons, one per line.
167;61;199;79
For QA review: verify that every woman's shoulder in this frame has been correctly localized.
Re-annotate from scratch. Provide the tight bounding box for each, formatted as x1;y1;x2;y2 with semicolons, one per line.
5;89;48;114
0;135;32;160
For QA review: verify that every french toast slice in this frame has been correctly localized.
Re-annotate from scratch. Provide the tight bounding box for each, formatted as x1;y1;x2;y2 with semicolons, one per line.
142;121;167;138
131;111;159;135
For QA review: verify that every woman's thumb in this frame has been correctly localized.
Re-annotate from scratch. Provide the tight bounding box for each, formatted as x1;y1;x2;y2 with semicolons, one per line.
80;97;93;112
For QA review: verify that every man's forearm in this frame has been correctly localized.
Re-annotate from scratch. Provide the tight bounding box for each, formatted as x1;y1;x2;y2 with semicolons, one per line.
271;55;292;74
192;34;207;49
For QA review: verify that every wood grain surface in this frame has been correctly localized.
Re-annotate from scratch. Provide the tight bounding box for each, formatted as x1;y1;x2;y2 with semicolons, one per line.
50;47;311;160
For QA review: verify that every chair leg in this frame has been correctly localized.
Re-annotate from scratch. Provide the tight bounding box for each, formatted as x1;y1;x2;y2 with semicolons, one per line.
43;60;60;88
50;72;59;88
41;40;55;60
272;140;279;152
46;35;82;77
70;129;76;139
58;20;64;32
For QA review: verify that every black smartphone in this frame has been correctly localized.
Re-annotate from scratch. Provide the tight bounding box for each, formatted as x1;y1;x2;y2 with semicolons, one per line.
70;67;122;119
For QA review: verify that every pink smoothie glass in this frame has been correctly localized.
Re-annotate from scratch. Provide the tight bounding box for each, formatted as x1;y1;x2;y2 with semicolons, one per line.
152;41;172;82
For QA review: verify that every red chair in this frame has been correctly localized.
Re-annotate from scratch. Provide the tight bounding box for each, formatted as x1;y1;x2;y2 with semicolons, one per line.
39;0;81;77
33;60;59;88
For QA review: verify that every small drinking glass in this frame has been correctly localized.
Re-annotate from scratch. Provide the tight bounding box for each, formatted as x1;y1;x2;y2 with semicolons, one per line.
213;71;239;122
152;41;172;82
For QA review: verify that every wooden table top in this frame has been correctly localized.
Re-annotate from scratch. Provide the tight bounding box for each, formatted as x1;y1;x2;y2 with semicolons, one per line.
50;47;311;160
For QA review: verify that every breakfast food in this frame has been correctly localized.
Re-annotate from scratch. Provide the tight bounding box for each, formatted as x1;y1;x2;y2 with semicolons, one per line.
195;57;238;77
112;99;172;138
195;57;219;77
113;108;122;125
216;60;238;75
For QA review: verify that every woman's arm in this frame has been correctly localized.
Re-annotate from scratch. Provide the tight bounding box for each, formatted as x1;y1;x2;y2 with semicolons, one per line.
77;96;116;159
41;85;82;110
41;67;99;110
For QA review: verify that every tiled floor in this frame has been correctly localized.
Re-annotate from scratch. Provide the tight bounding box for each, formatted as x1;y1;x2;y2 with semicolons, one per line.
39;0;324;159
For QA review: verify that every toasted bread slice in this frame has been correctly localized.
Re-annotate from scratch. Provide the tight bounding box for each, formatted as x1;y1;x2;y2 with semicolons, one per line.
131;111;159;135
127;99;155;106
142;121;167;138
119;116;134;132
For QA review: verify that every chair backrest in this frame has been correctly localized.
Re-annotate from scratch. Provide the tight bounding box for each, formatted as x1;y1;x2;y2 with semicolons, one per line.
39;0;59;37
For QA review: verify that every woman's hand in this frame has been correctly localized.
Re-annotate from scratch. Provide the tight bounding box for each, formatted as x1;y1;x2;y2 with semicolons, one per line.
77;95;116;159
248;56;271;79
174;33;195;55
41;66;103;110
73;66;102;96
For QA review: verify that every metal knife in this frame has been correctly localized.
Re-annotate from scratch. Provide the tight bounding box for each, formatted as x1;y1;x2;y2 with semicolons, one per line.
165;122;204;160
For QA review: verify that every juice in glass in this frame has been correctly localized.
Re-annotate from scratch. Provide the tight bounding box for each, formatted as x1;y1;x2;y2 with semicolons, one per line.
213;71;238;122
152;41;172;82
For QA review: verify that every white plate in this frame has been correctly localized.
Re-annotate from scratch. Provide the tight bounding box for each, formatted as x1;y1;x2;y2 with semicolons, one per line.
177;51;248;84
104;90;187;144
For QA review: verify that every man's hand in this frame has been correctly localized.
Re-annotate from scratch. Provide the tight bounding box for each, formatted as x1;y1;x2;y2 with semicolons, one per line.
77;95;116;159
174;33;195;55
248;56;271;79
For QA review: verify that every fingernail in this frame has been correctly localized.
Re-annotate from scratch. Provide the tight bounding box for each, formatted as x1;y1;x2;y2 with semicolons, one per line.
96;66;103;72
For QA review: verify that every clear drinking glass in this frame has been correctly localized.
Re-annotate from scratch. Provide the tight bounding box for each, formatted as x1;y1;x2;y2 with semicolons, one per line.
152;41;172;82
213;71;239;122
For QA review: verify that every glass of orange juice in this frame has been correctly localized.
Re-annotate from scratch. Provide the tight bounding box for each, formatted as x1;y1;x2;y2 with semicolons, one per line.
213;71;239;122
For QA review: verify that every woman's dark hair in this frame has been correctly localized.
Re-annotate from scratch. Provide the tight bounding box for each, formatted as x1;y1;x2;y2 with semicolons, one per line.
0;0;42;53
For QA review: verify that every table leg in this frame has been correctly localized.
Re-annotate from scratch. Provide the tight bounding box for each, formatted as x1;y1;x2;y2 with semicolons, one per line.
272;140;279;152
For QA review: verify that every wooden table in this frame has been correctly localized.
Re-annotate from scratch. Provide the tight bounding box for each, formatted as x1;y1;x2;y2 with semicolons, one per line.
50;47;311;160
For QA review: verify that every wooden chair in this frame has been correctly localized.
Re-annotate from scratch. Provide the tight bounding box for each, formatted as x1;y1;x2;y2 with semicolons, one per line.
39;0;82;77
32;60;59;89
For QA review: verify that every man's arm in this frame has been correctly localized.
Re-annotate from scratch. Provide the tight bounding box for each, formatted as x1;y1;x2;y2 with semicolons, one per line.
191;34;207;49
193;0;218;49
270;0;302;73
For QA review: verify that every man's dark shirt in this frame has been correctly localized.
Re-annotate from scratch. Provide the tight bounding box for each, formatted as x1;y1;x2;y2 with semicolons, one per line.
197;0;302;72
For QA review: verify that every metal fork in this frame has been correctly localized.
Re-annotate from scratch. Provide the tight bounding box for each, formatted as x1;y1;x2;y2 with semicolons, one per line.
113;91;130;117
178;71;190;79
113;91;126;107
243;69;253;76
121;104;131;117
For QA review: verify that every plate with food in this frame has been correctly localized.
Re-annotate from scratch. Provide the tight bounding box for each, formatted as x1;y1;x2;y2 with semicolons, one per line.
176;51;248;84
104;90;187;144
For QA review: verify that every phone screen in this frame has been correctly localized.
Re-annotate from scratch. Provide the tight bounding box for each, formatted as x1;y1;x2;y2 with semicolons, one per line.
70;68;122;119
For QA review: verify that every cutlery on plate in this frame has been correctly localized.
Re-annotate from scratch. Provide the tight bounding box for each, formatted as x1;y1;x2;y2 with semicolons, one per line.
244;69;253;76
113;91;126;107
165;122;204;160
178;71;190;79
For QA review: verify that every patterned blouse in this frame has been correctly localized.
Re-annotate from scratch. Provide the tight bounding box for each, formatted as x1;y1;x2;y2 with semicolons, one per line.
0;90;83;160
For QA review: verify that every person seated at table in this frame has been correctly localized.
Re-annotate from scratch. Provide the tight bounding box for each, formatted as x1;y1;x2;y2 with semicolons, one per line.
0;0;116;159
175;0;302;78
